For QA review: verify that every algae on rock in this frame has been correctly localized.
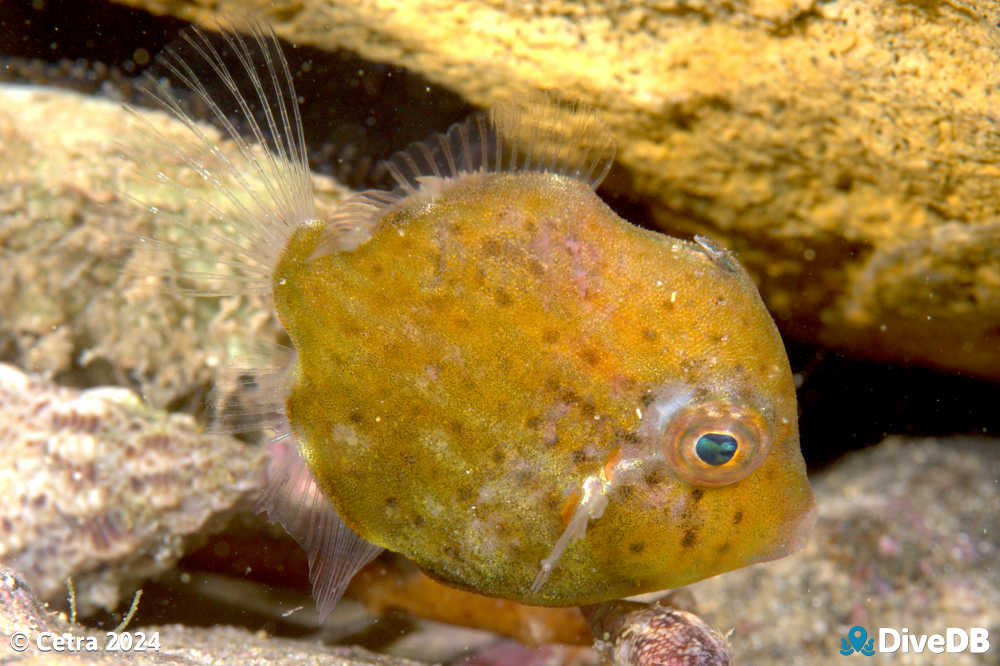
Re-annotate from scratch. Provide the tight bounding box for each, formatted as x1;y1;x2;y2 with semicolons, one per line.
0;363;265;615
0;84;348;408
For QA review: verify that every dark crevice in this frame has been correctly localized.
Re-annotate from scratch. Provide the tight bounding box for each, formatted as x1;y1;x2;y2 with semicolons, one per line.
789;341;999;471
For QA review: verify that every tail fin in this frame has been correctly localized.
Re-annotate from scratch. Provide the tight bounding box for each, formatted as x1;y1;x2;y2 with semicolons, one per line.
123;21;317;299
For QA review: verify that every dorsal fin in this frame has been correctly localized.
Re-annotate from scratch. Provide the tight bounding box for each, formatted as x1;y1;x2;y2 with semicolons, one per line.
382;95;616;193
310;96;616;260
490;96;616;188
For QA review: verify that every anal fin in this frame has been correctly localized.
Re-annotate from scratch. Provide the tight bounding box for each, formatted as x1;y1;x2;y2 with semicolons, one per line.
257;430;383;620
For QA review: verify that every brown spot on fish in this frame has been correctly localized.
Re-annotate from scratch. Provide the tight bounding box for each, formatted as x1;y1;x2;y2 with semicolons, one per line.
690;488;704;503
611;374;637;394
680;358;701;374
733;511;743;525
541;329;559;344
620;431;639;445
495;288;513;306
642;328;658;342
643;469;663;486
580;347;600;366
630;542;645;553
681;528;698;548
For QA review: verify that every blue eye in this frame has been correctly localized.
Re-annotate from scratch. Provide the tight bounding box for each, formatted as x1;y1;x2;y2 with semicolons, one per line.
695;433;738;465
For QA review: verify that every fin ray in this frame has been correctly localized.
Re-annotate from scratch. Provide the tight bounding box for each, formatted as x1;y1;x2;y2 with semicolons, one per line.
308;95;615;262
127;21;315;298
381;95;616;194
257;432;383;620
207;342;294;435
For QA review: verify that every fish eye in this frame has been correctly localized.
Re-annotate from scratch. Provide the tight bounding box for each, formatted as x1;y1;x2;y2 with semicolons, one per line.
695;432;738;465
661;402;771;486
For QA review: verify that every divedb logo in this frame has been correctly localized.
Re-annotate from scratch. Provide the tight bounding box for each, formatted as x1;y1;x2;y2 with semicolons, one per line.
840;625;991;656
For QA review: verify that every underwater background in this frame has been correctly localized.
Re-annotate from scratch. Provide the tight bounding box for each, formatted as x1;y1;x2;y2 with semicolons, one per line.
0;0;998;663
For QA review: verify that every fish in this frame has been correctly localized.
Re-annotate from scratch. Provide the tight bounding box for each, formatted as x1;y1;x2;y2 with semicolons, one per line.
130;22;815;620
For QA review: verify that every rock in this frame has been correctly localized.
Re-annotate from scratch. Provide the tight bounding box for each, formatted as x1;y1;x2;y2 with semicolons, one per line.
686;436;1000;664
0;83;348;408
0;363;264;615
0;567;422;665
456;640;598;666
116;0;1000;379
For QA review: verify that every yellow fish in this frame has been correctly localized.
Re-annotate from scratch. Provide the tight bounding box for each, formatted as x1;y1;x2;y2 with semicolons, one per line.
135;23;815;618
